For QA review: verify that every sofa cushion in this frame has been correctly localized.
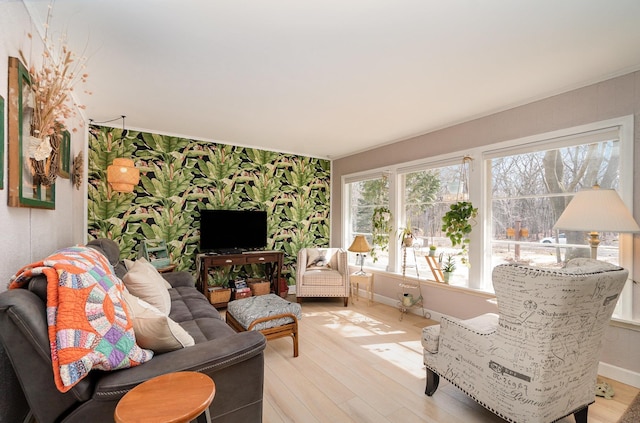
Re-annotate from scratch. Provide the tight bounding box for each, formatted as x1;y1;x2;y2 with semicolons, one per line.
169;286;222;322
123;259;171;315
122;291;194;353
300;269;344;286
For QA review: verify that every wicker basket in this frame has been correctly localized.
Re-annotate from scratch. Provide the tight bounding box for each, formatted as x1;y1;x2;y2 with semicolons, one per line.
208;288;231;305
248;280;270;296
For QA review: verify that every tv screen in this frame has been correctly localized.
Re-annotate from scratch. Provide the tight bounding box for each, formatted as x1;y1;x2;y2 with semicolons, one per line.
199;209;268;253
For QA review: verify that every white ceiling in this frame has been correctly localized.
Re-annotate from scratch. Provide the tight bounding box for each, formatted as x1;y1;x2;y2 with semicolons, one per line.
21;0;640;159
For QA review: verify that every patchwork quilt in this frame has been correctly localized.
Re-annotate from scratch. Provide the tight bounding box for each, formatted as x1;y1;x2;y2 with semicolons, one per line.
9;246;153;392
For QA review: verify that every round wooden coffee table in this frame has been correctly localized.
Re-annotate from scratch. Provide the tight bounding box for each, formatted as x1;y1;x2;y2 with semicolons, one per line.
114;371;215;423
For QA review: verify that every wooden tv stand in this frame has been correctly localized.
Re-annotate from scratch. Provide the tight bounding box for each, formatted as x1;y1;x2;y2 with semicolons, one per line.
198;251;284;298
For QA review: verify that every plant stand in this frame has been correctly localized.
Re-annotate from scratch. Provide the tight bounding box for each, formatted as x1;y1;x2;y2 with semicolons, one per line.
397;246;430;321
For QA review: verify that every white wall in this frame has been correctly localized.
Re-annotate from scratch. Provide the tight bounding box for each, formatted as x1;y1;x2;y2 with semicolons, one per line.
0;2;86;292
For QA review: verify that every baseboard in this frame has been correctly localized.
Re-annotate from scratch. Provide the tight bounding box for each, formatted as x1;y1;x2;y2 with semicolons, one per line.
373;292;448;321
598;362;640;389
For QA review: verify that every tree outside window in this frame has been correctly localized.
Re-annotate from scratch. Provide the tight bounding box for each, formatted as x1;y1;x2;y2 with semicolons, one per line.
348;177;389;270
490;139;620;270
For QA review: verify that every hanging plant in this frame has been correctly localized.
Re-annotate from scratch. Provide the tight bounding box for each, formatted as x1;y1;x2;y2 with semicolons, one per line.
442;201;477;251
371;206;392;262
442;156;477;263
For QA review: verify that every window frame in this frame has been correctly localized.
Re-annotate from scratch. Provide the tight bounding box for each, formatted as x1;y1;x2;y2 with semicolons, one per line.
342;171;393;272
341;115;635;321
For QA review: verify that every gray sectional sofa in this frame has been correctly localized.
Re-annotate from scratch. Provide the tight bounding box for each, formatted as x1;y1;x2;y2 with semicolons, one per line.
0;238;266;423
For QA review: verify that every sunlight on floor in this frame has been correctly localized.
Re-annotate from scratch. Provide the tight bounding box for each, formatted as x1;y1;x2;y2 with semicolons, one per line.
305;309;407;337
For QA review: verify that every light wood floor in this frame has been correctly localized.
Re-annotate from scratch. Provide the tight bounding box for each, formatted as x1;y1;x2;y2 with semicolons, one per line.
258;296;639;423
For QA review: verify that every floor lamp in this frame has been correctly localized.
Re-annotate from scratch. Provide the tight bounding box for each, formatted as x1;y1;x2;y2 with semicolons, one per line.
553;186;640;259
348;235;371;275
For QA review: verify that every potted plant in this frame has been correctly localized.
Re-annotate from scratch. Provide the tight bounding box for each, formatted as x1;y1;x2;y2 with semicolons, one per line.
371;206;392;262
441;254;456;283
398;225;415;247
442;201;478;259
428;245;437;257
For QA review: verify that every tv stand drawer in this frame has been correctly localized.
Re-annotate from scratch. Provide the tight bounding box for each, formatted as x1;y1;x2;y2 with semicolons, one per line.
245;253;280;263
206;255;247;266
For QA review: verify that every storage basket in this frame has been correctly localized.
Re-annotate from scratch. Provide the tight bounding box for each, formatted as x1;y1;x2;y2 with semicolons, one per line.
248;280;270;296
208;288;231;305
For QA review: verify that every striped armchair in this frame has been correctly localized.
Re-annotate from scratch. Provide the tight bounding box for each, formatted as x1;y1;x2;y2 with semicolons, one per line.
296;248;349;307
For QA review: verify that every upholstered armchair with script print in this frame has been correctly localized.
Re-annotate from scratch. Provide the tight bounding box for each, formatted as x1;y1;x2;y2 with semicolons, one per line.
422;259;628;423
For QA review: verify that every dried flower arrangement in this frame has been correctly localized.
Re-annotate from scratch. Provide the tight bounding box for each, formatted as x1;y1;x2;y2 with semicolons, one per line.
18;2;89;186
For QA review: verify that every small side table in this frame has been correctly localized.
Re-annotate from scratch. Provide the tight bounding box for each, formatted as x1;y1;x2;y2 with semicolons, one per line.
114;371;215;423
350;272;374;305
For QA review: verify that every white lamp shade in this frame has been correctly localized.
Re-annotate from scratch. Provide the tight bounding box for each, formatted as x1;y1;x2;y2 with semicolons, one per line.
553;188;640;233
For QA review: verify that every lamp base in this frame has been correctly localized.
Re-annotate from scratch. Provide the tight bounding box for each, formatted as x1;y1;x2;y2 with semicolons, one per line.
588;231;600;260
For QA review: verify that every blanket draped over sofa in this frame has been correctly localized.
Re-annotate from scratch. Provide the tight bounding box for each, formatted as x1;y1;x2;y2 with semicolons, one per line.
1;239;266;423
9;246;153;392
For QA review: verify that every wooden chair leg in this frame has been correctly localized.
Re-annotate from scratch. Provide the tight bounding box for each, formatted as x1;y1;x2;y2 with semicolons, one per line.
425;369;439;396
573;406;588;423
292;330;299;357
343;297;349;307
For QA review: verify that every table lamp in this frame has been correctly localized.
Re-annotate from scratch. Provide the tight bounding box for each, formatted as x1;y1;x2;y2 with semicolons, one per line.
553;186;640;259
348;235;371;275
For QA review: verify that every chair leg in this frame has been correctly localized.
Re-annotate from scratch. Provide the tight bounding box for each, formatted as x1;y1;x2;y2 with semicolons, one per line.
573;406;588;423
343;297;349;307
425;369;439;396
292;330;299;357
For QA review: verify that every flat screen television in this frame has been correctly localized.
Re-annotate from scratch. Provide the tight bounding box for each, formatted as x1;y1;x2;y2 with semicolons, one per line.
199;209;268;253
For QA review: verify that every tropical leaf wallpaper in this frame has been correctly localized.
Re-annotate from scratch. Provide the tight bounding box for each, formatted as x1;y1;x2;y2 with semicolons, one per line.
87;125;331;286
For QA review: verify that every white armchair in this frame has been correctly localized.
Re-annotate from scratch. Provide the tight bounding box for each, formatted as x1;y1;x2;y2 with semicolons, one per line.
296;248;349;307
422;258;628;423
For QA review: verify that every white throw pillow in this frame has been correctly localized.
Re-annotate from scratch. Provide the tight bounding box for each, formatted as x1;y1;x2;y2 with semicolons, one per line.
125;257;173;289
123;258;172;314
306;248;333;270
122;291;194;353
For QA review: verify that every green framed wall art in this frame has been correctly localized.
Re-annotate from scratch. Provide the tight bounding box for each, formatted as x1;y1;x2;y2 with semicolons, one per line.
7;57;55;209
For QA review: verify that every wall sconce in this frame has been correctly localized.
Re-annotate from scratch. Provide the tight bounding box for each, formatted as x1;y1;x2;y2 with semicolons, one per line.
107;158;139;193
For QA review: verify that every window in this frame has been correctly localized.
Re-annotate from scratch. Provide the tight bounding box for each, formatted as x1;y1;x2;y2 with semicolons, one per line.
488;136;620;271
342;116;635;321
400;164;471;286
345;175;390;271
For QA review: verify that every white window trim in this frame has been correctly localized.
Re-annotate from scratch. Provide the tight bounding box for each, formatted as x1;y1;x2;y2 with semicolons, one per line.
341;115;636;321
